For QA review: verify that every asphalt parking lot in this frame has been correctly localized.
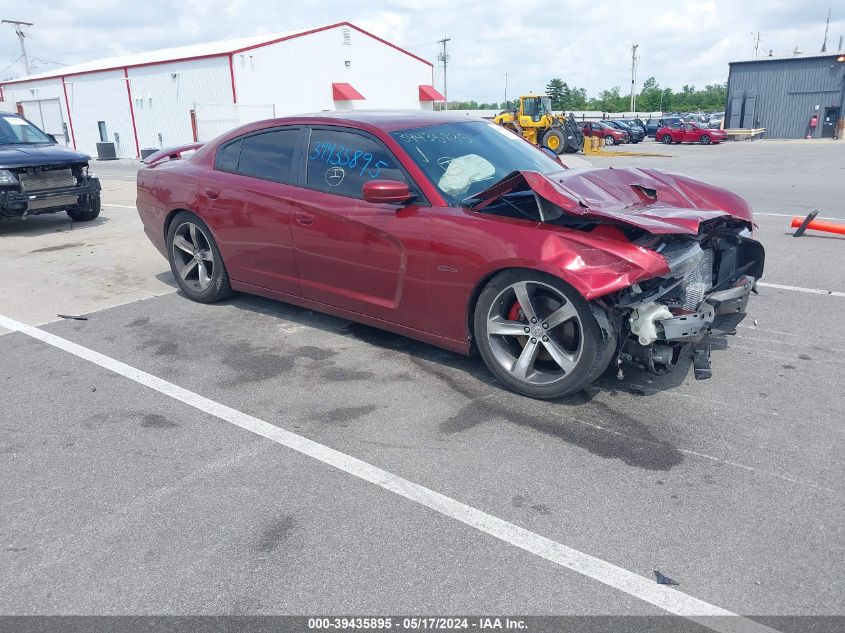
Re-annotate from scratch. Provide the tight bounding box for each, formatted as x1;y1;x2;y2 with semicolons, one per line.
1;140;843;630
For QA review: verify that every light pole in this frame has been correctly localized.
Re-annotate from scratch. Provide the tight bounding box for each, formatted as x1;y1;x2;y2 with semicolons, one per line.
630;43;639;113
2;19;34;75
437;37;450;110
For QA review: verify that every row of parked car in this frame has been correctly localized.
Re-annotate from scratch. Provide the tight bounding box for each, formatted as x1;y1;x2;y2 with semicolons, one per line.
579;114;728;146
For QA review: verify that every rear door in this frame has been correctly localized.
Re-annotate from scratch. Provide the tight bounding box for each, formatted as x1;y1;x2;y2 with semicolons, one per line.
289;126;432;331
200;126;303;296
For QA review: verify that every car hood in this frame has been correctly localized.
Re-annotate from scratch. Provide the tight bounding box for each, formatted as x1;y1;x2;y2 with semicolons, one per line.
0;144;91;169
469;167;753;234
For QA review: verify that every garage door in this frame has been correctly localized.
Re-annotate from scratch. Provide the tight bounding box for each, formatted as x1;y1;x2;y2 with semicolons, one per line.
193;103;275;142
20;99;68;145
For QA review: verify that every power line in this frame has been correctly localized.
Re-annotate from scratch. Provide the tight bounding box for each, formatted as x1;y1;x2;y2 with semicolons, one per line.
0;54;23;77
2;19;34;75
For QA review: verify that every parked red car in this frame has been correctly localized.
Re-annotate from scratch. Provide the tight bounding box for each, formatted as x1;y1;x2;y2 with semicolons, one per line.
657;122;728;145
581;121;629;145
137;111;764;399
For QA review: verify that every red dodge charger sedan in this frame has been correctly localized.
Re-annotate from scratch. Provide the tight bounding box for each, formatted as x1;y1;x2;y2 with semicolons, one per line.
656;122;728;145
137;111;764;399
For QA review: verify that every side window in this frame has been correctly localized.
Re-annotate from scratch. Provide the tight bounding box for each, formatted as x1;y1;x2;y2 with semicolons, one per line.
236;128;299;183
305;129;406;199
217;139;242;172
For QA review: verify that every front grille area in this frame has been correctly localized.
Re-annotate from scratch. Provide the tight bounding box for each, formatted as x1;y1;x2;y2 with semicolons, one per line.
19;169;75;192
681;248;714;310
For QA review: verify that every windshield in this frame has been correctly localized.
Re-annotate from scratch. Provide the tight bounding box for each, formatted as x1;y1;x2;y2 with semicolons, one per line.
391;121;563;204
0;115;53;145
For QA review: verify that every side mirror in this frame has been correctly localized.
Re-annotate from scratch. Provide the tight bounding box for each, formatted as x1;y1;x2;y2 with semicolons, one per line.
362;179;413;204
540;147;562;163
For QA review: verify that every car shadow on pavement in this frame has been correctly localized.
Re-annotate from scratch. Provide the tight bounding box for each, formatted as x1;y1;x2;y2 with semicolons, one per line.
0;213;109;237
208;291;695;401
189;292;697;471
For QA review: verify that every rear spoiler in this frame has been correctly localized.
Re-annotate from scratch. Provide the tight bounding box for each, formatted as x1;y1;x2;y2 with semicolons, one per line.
142;143;204;166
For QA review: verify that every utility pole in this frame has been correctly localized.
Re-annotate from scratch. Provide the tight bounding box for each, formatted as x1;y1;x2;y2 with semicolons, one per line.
821;8;831;52
2;19;33;75
751;31;763;58
504;72;508;107
437;37;450;110
630;43;639;113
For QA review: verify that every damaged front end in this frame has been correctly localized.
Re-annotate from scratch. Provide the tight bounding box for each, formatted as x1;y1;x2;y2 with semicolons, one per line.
615;222;764;379
470;167;766;380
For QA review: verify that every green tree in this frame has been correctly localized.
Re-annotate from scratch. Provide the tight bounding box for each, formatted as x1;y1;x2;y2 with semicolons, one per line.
590;86;627;112
545;78;566;110
638;77;663;112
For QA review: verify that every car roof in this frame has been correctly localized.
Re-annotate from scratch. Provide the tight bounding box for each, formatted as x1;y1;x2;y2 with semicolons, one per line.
261;109;487;132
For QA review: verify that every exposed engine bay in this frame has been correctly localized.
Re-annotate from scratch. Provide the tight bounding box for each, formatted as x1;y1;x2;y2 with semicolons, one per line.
469;167;766;380
612;220;764;379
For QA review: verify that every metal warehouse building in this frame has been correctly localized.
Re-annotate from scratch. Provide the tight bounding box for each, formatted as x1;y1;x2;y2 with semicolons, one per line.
726;51;845;139
0;22;443;159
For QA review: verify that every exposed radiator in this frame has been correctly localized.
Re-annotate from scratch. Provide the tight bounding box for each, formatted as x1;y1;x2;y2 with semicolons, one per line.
18;169;79;211
682;249;714;311
19;169;75;192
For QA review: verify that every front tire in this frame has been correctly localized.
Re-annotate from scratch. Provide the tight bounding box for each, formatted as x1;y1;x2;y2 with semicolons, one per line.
166;211;232;303
66;193;100;222
699;135;711;145
473;270;614;399
604;135;616;146
541;128;566;154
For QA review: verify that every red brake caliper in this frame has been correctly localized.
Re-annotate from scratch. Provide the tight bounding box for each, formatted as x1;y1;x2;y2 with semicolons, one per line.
507;301;523;322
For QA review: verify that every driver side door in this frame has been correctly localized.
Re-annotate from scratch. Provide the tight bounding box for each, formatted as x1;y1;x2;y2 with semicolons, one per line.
682;123;700;143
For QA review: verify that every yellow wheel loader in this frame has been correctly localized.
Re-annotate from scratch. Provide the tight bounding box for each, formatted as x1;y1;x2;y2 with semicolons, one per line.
493;95;583;154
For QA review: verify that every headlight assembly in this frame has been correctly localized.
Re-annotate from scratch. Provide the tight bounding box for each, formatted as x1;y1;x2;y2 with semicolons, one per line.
0;169;19;186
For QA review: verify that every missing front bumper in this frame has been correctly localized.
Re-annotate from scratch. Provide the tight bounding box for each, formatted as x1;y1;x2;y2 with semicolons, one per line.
659;276;754;343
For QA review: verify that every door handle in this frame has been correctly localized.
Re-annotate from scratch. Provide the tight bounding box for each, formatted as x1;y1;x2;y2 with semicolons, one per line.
205;188;220;199
295;211;315;226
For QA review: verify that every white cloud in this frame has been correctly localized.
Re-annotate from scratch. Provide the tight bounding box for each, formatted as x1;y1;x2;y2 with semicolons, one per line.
1;0;842;98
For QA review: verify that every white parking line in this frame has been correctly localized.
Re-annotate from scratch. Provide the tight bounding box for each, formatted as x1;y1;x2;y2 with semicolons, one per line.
0;312;778;633
758;282;845;298
755;212;844;220
102;203;137;209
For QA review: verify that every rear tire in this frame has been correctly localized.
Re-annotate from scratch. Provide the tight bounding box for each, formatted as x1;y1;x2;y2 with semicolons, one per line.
166;211;232;303
66;193;100;222
473;270;614;399
661;134;673;144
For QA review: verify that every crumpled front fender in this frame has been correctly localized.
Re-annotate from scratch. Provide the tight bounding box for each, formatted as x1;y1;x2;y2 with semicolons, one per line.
538;228;670;300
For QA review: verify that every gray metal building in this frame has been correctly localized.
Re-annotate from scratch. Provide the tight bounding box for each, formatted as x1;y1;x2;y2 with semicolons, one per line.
726;52;845;139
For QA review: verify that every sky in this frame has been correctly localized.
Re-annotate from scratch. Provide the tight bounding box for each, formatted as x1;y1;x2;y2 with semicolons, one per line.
1;0;842;101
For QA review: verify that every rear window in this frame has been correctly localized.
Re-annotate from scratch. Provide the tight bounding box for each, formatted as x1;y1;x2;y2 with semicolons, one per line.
219;128;300;183
218;140;242;172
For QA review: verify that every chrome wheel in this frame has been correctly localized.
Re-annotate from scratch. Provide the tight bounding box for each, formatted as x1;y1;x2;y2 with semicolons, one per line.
171;221;214;292
485;280;583;386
